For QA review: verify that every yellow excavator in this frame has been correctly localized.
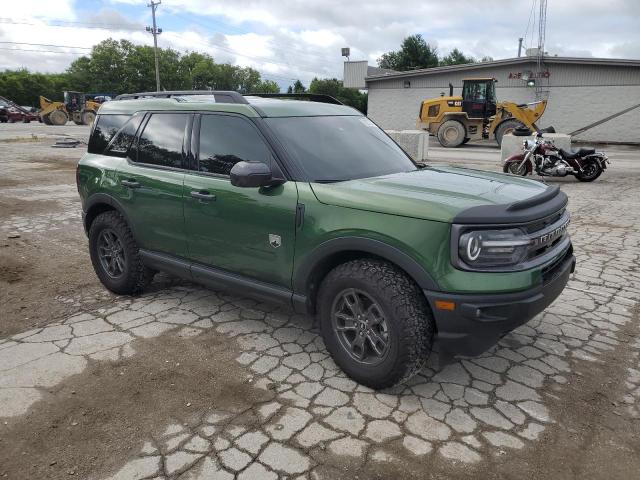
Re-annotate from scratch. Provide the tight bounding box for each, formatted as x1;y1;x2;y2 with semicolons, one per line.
417;78;547;147
39;91;99;126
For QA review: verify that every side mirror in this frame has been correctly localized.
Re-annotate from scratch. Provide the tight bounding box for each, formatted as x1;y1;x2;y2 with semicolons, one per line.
230;161;274;188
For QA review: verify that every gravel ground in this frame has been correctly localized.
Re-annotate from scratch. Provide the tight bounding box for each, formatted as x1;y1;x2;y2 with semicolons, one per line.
0;122;639;479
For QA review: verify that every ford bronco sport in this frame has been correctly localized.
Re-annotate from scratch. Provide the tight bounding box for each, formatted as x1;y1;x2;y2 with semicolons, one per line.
77;91;575;389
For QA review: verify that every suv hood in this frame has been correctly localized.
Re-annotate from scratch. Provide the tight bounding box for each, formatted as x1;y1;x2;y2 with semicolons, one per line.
309;166;549;223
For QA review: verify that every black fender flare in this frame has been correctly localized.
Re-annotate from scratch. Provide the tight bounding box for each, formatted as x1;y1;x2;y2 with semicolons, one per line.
293;236;440;297
83;193;137;239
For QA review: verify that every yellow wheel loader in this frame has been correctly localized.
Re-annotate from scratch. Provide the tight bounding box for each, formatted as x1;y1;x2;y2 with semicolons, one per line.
417;78;547;147
39;91;99;126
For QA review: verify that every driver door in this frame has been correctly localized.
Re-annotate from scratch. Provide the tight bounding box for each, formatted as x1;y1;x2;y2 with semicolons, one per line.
183;113;298;289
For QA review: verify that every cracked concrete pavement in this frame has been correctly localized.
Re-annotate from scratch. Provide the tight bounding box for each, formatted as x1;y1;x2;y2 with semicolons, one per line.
1;126;639;479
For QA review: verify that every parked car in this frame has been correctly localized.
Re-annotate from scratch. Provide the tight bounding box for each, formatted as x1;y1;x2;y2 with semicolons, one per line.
77;91;575;389
7;106;40;123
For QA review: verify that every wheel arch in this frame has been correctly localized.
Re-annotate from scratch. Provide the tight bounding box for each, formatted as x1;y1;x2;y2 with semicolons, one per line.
293;237;439;314
83;194;136;238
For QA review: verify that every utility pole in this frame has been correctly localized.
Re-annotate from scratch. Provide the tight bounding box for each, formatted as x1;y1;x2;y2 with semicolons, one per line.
146;0;162;92
517;37;523;57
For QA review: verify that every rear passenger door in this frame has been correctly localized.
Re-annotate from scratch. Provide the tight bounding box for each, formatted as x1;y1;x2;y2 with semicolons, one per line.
113;112;190;257
183;113;298;289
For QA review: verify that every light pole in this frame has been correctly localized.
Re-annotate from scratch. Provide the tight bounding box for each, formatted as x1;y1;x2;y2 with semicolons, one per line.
146;0;162;92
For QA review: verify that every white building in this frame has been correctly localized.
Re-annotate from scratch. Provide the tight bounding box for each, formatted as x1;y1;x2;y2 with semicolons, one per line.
345;57;640;143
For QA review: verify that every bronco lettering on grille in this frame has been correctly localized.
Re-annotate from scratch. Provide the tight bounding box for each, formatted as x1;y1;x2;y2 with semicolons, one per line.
531;219;569;247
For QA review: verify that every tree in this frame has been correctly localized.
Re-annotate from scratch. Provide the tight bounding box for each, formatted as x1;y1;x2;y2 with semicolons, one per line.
308;78;367;114
287;79;305;94
377;34;438;71
480;56;494;62
440;48;475;66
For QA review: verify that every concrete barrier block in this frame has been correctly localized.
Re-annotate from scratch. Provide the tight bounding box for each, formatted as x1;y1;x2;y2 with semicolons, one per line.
501;133;572;162
385;130;429;161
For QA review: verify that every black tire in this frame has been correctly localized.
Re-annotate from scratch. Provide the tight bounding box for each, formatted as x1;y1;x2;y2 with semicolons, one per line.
48;109;68;126
503;161;529;176
317;259;434;389
82;110;96;126
575;160;602;182
42;114;52;125
89;211;154;295
437;120;466;147
495;119;526;146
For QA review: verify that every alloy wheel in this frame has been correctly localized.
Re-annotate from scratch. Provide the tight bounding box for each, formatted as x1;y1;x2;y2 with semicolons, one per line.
97;229;126;278
331;288;390;365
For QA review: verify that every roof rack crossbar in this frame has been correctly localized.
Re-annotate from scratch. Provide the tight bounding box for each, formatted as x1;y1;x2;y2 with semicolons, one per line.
114;90;249;104
247;93;344;105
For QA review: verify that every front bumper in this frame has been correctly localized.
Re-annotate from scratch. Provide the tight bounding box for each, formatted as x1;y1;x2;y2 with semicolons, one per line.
424;247;575;358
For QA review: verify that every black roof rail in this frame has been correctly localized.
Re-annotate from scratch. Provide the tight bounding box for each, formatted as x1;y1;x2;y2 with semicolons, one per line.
114;90;249;104
246;93;344;105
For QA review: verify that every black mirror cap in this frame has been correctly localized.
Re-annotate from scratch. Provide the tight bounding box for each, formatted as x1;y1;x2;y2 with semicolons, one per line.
230;161;274;188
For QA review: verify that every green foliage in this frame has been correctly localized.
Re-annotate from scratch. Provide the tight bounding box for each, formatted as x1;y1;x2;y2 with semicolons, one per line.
308;78;367;114
0;69;70;107
440;48;475;66
378;34;439;71
0;38;283;105
377;35;477;71
287;79;306;94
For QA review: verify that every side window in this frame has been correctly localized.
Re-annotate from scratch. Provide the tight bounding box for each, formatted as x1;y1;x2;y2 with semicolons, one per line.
135;113;188;168
198;115;272;175
87;114;130;154
104;113;144;158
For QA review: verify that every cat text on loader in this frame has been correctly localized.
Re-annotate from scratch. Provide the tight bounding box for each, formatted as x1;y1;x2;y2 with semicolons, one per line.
39;91;99;126
417;78;547;147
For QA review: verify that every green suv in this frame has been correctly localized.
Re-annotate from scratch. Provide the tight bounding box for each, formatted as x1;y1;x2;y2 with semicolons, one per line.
77;91;575;389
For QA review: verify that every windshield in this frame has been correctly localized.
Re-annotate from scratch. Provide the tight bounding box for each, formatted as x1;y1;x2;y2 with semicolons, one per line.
265;116;417;182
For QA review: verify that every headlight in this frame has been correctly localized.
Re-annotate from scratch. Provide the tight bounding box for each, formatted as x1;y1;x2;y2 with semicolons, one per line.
458;228;530;268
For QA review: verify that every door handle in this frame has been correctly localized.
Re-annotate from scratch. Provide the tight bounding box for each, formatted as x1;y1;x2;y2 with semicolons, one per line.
190;190;216;201
121;179;141;189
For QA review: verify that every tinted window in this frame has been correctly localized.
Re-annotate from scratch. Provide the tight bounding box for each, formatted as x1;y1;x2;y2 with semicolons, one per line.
199;115;271;175
88;114;130;153
136;113;188;168
105;113;144;157
265;116;416;182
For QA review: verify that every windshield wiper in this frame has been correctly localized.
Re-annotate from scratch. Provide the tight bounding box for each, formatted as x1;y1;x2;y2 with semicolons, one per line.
313;179;349;183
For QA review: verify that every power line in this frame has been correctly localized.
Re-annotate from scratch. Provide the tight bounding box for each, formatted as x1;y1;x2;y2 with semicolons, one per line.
0;41;92;50
0;47;86;55
0;18;141;31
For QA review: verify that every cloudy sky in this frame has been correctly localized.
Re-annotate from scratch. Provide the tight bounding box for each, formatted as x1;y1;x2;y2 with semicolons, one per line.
1;0;639;89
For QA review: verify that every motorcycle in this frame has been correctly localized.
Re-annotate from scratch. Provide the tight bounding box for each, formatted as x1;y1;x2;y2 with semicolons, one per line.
503;132;609;182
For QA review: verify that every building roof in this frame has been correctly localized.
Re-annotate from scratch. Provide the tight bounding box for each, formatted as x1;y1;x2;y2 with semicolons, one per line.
365;56;640;82
99;95;360;118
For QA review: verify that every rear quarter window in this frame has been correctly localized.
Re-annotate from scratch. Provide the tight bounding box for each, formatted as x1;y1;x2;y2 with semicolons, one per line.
87;114;131;154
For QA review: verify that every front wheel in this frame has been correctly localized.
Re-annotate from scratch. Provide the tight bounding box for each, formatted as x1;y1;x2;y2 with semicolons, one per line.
437;120;466;148
89;211;154;295
317;259;434;389
504;161;530;176
575;160;603;182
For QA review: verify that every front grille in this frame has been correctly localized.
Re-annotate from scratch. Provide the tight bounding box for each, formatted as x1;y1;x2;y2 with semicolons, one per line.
523;209;564;234
524;210;570;263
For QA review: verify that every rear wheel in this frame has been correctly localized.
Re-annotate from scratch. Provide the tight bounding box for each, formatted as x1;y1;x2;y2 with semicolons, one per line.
317;259;434;389
82;110;96;125
48;109;68;126
437;120;466;148
575;160;602;182
495;119;526;146
89;211;154;295
42;114;52;125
